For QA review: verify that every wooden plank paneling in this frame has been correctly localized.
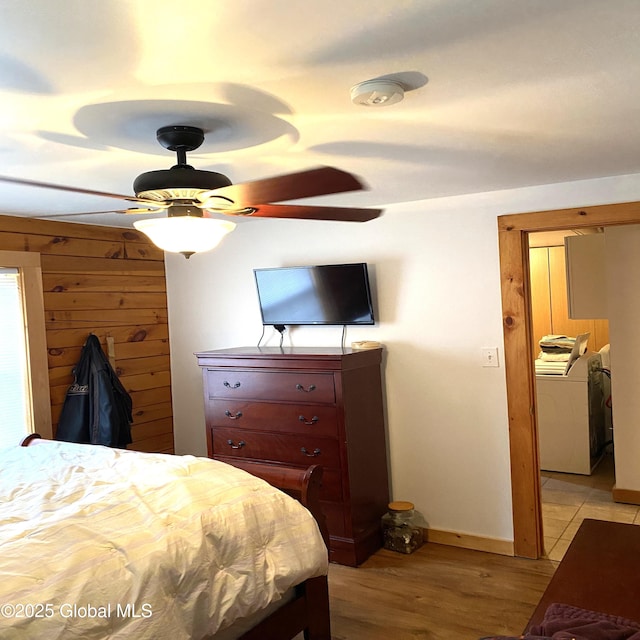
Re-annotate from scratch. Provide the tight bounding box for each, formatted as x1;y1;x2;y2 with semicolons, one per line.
0;215;164;262
132;402;173;425
113;339;170;361
41;254;165;274
43;291;169;310
0;214;174;453
594;319;610;350
48;364;80;387
48;338;170;369
46;325;169;349
133;432;174;453
131;418;173;440
42;273;167;293
130;386;174;408
0;232;125;258
529;247;552;360
119;371;172;392
0;214;144;241
45;308;168;327
113;354;170;377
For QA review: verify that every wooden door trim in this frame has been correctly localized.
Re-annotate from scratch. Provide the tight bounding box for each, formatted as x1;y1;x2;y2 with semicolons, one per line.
499;200;640;558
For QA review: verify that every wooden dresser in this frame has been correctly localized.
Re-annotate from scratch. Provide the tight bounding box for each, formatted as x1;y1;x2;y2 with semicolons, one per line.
195;346;390;566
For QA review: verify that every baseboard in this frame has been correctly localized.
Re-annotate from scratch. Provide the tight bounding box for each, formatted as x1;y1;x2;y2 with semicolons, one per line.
612;485;640;506
423;527;514;556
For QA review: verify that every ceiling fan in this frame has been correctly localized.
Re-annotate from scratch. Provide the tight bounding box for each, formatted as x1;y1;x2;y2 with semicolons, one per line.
0;125;382;257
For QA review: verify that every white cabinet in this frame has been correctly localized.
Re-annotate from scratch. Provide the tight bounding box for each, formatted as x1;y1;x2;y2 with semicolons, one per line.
565;234;607;319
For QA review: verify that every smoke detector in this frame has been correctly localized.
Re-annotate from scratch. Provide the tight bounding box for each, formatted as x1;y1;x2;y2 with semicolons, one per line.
350;79;405;107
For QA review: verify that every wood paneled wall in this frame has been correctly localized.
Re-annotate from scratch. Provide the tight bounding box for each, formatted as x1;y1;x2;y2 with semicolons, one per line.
0;214;174;453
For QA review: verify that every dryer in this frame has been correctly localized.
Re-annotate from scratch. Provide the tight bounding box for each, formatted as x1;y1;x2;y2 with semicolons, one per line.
536;352;607;475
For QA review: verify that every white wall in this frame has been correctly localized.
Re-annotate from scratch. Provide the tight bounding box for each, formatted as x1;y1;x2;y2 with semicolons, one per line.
166;172;640;543
605;225;640;492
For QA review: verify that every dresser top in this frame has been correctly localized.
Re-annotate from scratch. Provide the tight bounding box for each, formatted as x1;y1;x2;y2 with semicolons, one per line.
194;346;382;369
196;346;376;356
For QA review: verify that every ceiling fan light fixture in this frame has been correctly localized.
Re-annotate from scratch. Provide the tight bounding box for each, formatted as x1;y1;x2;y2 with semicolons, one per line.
350;79;404;107
133;215;236;259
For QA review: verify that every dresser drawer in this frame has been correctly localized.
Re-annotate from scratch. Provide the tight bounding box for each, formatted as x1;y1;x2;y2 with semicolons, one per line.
207;401;339;437
206;370;335;403
212;427;341;468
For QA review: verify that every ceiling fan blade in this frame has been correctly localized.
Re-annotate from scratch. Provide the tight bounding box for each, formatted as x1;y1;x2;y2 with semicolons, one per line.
39;207;167;219
0;175;166;207
228;203;382;222
198;167;365;207
39;210;132;218
121;207;170;215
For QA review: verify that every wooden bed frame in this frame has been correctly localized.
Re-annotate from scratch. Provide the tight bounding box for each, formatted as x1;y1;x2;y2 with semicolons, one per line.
20;434;331;640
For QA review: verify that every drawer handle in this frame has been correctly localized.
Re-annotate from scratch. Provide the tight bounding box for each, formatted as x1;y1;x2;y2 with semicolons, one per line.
296;383;316;393
301;447;321;457
224;410;243;420
223;381;241;389
298;415;319;426
227;439;246;449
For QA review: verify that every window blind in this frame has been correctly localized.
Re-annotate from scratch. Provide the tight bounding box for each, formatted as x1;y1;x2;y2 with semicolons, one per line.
0;268;31;447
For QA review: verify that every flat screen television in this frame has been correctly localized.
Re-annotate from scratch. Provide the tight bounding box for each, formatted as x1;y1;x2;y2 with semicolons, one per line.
254;263;375;326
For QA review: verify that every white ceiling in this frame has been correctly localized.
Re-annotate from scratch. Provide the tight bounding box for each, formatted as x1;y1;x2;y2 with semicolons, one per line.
1;0;640;227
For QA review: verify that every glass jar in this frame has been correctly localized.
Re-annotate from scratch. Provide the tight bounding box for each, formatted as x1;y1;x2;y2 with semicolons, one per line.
381;501;424;554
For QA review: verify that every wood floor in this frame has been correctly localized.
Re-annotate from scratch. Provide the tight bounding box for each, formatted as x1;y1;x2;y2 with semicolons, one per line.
317;457;623;638
326;543;556;640
320;458;621;638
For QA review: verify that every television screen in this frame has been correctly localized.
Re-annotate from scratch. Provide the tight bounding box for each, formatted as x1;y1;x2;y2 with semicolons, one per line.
254;263;375;326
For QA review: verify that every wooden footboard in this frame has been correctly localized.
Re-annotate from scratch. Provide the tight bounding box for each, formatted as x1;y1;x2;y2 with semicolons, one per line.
217;458;331;640
221;458;329;548
20;433;43;447
20;435;331;640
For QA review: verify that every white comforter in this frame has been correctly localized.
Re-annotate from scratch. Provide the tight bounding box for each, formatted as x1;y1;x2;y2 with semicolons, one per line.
0;441;328;639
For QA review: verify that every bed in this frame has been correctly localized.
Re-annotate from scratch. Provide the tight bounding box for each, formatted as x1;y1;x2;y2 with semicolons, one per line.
0;434;330;639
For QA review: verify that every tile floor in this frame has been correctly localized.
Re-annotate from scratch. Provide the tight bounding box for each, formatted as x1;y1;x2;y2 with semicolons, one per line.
541;452;640;562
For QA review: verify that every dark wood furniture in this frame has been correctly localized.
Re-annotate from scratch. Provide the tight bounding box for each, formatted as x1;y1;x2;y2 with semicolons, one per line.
195;346;390;566
227;460;330;640
21;435;331;640
526;518;640;631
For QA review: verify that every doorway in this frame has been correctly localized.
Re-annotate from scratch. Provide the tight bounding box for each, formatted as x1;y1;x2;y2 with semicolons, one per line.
528;231;616;557
498;201;640;558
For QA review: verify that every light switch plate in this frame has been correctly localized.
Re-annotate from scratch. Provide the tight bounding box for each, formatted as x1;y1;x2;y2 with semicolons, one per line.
481;347;500;367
